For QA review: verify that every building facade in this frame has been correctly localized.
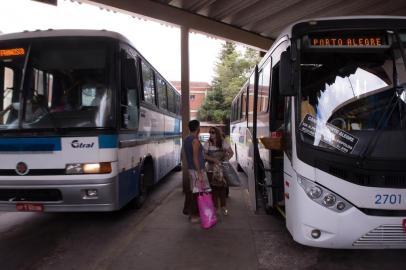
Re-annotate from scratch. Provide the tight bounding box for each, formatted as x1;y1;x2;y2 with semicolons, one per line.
171;81;210;120
171;81;227;135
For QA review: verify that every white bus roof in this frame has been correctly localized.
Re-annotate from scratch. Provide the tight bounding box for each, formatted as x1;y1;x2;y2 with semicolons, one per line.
0;29;131;44
233;16;406;104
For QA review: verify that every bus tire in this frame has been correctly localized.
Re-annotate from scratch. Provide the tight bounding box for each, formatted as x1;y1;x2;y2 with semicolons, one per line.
132;161;153;209
265;205;278;215
174;163;182;171
235;145;244;172
237;163;244;172
134;171;147;209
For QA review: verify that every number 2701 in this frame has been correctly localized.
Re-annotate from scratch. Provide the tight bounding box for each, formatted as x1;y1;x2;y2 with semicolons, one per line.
375;194;402;205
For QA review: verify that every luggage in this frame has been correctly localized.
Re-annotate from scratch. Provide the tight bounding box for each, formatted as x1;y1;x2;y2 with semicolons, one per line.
197;192;217;229
222;161;240;187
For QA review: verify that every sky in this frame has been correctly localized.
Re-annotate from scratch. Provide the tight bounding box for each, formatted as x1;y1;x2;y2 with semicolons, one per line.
0;0;228;83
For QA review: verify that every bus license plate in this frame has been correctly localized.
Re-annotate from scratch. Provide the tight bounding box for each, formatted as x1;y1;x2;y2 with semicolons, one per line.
16;203;44;212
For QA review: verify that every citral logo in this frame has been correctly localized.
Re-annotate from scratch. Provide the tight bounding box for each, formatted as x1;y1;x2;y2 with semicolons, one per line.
71;140;94;149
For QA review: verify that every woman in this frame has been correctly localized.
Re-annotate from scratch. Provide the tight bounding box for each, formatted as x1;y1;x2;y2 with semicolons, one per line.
204;127;234;215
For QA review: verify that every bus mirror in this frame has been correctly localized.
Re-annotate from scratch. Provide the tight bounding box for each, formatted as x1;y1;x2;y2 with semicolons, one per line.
279;51;297;96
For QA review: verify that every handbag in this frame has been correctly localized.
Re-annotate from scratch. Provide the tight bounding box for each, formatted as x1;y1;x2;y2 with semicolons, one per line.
197;191;217;229
222;161;240;187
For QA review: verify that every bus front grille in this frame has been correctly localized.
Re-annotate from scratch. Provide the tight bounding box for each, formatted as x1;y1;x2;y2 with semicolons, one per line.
327;165;406;188
353;225;406;248
0;189;62;202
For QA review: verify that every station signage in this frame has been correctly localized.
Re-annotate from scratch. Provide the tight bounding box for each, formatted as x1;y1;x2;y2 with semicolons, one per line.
0;48;25;57
299;114;359;154
308;33;387;48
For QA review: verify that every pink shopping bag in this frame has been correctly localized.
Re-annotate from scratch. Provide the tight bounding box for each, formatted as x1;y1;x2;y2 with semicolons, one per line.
197;192;217;229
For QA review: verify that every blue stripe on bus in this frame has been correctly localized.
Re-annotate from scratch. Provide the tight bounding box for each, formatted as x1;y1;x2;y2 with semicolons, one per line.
118;166;140;208
99;135;118;149
0;137;61;152
174;119;181;133
118;132;181;141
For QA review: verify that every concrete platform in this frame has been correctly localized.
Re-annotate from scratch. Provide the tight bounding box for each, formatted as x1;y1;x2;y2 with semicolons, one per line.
98;172;406;270
1;169;405;270
101;185;260;270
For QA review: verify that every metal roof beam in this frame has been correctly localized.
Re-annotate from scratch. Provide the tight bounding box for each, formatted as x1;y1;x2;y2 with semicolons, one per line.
83;0;273;51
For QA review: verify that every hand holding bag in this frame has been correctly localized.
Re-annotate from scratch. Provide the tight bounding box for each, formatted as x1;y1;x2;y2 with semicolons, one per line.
196;179;217;229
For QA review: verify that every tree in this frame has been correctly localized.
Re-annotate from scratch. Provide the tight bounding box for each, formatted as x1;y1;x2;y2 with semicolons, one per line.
198;42;260;123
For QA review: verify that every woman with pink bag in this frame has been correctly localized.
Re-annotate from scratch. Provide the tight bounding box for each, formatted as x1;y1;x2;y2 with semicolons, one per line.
204;127;234;216
183;120;217;229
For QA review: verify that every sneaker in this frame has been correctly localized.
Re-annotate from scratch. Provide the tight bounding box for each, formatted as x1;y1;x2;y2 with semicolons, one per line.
222;208;229;216
189;216;200;224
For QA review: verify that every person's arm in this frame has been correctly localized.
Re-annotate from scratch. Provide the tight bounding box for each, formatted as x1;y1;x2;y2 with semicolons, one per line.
221;141;234;161
224;146;234;161
192;138;203;172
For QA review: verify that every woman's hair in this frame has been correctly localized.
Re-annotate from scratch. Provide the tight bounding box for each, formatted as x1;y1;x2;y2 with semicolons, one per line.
209;127;223;149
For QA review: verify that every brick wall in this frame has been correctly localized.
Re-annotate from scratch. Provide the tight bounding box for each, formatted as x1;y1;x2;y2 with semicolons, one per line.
171;81;211;119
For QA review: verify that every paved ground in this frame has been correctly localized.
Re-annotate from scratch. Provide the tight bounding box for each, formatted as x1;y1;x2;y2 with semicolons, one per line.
0;168;405;270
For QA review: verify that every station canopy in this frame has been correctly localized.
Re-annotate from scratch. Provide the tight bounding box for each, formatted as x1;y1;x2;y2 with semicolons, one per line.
83;0;406;51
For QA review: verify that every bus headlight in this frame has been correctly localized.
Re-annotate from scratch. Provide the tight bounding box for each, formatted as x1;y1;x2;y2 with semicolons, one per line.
322;194;336;207
307;186;323;199
66;162;112;174
298;175;352;212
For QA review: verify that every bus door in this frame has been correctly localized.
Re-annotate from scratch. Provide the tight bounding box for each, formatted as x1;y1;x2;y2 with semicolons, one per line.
268;62;285;207
246;67;258;211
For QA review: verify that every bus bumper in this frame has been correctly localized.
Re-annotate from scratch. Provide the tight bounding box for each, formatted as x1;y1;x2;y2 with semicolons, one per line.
289;182;406;249
0;176;120;212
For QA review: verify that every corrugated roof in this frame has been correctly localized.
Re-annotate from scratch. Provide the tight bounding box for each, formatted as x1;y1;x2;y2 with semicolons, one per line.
152;0;406;41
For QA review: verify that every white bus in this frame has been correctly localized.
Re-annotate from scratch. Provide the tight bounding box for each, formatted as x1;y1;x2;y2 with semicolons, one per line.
0;30;181;212
231;16;406;248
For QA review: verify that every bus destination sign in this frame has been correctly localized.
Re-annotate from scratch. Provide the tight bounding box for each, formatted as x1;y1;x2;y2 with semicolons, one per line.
309;35;386;47
0;48;25;57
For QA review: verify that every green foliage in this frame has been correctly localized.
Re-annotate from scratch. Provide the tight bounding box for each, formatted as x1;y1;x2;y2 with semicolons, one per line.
198;42;260;123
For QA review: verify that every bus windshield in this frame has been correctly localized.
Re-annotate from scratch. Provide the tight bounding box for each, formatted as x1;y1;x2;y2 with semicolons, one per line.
0;38;114;131
299;32;406;159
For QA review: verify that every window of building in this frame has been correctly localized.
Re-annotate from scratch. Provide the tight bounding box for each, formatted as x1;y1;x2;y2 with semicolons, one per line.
190;95;195;101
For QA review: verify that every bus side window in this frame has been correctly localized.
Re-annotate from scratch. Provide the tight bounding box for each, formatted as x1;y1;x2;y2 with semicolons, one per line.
0;67;18;125
141;61;156;105
175;93;181;115
270;65;284;132
167;87;175;113
242;91;246;119
122;54;139;129
259;60;271;113
157;76;167;110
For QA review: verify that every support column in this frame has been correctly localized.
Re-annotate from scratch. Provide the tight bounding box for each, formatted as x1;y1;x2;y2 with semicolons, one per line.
181;26;190;193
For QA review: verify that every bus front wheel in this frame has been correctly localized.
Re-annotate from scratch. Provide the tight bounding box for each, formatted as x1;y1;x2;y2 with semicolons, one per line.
134;171;148;209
